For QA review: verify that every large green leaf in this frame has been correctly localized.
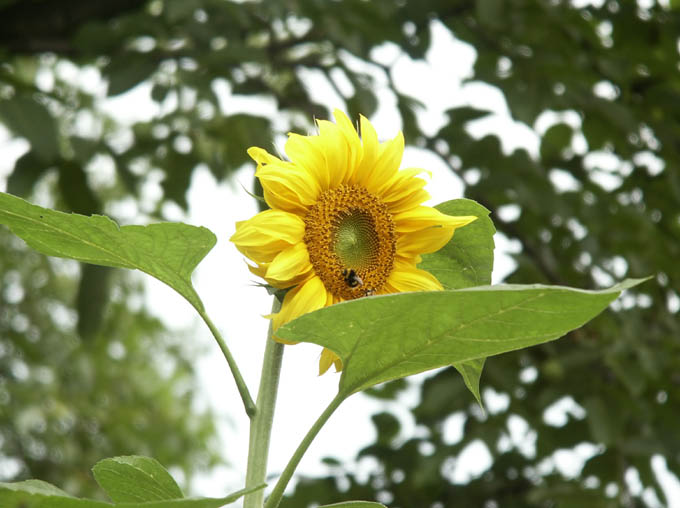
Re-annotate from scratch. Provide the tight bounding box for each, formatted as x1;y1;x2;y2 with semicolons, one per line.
278;279;648;397
0;480;263;508
92;456;183;503
418;199;495;290
0;192;215;312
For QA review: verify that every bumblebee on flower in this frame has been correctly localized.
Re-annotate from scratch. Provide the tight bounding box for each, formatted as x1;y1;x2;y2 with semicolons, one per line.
231;109;476;374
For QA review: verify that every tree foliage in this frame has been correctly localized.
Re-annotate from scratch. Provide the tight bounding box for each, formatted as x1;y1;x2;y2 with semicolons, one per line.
0;0;678;506
0;225;218;496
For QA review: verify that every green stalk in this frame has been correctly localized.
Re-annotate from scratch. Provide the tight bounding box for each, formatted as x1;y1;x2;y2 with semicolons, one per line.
244;298;285;508
264;391;346;508
198;308;256;417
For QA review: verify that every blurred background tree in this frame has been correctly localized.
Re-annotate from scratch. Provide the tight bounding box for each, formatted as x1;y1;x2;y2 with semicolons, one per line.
1;0;679;506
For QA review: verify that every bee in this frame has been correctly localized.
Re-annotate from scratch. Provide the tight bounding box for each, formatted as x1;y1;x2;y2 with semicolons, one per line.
341;268;363;288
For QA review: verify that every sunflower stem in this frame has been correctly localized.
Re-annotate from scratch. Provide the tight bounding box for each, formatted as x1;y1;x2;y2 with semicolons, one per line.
198;308;256;417
264;391;347;508
244;297;284;508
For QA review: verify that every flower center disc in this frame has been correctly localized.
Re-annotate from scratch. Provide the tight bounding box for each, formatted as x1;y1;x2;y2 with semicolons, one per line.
304;185;396;300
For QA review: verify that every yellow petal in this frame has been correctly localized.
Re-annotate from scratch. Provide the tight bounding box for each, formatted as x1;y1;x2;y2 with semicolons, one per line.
230;209;305;263
396;225;456;257
319;347;342;375
231;209;304;245
257;163;320;214
381;169;431;214
285;132;330;190
394;206;477;233
362;131;405;195
385;260;443;292
246;260;267;278
316;119;349;188
333;109;362;182
272;276;329;339
386;187;431;215
353;115;380;186
247;146;283;166
383;167;428;191
266;242;313;287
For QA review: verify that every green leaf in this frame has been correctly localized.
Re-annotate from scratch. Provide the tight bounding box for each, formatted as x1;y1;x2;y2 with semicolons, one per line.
77;264;112;340
0;480;73;497
419;199;495;290
0;96;60;163
0;479;264;508
71;136;101;164
278;279;649;397
118;484;265;508
319;503;387;508
106;55;157;96
453;357;485;407
346;87;379;125
151;83;171;103
583;396;622;446
58;160;100;215
371;412;401;445
6;151;48;197
476;0;504;28
0;479;109;508
445;106;492;123
0;192;215;312
92;456;183;502
420;199;495;406
540;123;572;161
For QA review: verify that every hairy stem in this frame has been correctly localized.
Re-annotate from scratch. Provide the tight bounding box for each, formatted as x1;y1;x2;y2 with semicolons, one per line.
198;309;256;417
264;391;346;508
244;298;285;508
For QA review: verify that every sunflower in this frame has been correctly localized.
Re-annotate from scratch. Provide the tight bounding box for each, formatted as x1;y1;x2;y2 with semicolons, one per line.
231;110;476;374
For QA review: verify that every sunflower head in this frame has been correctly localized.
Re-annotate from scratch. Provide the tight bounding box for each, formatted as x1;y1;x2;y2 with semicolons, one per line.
231;109;476;374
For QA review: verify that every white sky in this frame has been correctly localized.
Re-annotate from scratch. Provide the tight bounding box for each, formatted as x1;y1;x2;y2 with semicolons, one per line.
1;15;678;508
